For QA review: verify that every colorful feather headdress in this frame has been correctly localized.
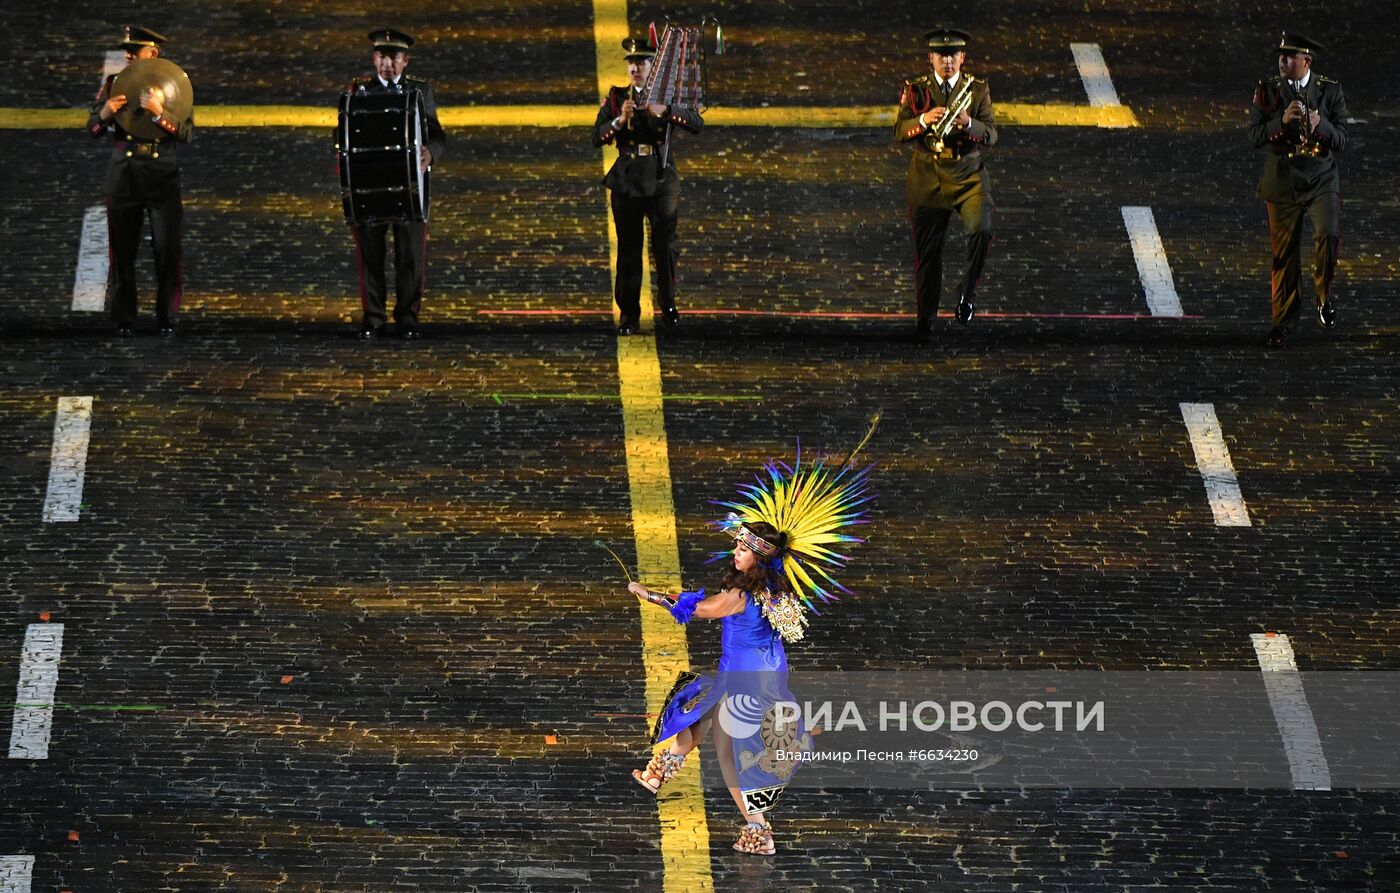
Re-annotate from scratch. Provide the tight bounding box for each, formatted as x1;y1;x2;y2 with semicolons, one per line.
711;414;879;613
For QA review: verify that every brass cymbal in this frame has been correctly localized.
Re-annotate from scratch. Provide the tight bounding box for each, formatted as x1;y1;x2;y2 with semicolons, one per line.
112;57;194;140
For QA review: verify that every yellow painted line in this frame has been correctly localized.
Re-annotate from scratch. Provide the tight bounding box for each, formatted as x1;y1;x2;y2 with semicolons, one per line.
706;102;1138;128
4;109;86;128
593;2;713;892
997;102;1140;128
4;102;1137;130
202;106;334;127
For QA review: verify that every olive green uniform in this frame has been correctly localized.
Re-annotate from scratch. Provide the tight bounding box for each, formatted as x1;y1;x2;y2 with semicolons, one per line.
894;73;997;330
1247;73;1349;328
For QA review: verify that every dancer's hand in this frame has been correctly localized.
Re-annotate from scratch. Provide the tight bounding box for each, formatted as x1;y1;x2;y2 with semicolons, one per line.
628;582;650;599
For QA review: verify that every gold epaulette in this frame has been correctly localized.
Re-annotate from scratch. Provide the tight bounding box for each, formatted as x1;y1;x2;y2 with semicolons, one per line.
904;73;933;87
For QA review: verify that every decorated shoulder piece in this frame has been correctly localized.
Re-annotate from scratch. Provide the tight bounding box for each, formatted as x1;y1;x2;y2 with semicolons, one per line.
900;74;933;112
711;413;879;631
757;588;809;643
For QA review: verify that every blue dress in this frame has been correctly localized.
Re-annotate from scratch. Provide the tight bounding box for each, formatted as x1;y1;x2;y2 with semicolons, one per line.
649;590;811;814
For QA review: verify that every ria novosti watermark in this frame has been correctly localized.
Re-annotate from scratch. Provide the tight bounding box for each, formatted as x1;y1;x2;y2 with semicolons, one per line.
753;697;1106;736
684;671;1400;788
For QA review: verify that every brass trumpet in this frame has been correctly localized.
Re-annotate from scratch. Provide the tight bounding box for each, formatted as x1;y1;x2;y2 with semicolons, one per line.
1288;79;1321;158
928;75;976;155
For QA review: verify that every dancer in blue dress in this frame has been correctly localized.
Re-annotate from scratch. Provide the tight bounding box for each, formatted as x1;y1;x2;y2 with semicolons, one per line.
626;436;876;856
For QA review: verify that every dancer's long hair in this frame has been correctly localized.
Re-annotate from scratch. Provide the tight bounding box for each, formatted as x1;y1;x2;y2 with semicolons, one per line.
717;521;789;596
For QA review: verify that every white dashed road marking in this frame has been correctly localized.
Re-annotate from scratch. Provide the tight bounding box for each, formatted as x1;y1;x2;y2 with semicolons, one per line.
71;206;109;312
1179;403;1252;527
8;623;65;760
1122;207;1184;317
1251;633;1332;791
42;397;94;524
0;855;35;893
1070;43;1129;128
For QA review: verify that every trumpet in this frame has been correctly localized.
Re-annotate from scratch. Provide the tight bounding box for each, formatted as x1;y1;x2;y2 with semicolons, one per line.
1288;80;1322;158
927;75;976;155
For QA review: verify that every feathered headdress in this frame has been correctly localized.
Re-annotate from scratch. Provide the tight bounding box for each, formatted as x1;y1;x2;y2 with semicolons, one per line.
711;414;879;615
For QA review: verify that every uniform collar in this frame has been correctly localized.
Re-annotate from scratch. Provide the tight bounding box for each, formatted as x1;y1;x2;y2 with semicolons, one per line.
376;75;402;88
1290;71;1312;90
934;72;961;90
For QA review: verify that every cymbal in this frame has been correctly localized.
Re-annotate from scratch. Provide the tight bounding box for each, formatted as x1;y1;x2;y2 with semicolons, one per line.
112;58;194;140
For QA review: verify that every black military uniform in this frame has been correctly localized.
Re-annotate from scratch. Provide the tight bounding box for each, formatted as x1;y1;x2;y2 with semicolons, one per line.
1247;32;1349;348
345;29;447;340
592;38;704;335
86;26;193;336
894;28;997;343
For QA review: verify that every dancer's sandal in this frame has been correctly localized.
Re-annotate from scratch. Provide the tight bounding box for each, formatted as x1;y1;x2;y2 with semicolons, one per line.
732;819;775;855
632;751;686;794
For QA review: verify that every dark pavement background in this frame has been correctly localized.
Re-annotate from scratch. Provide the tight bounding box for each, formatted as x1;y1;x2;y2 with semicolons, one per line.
2;1;1397;890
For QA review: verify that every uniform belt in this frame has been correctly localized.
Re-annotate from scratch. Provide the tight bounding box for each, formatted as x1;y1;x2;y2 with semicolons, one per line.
120;140;164;158
619;144;656;157
925;145;975;161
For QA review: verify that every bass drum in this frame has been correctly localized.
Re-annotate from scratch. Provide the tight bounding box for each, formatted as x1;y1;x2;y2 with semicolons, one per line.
336;90;430;225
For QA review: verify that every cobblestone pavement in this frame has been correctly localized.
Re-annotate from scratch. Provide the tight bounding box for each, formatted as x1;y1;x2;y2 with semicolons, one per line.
2;0;1398;890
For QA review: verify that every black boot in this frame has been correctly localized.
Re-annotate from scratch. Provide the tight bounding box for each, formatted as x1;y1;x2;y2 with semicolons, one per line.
955;292;975;325
913;317;933;346
1316;300;1336;329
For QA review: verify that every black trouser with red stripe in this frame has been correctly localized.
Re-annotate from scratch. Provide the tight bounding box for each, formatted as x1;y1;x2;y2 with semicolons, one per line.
610;169;681;325
352;221;428;329
107;166;183;328
1266;195;1340;328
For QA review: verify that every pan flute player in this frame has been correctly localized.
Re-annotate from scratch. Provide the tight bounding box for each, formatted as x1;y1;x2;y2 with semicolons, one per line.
592;37;704;336
895;27;997;345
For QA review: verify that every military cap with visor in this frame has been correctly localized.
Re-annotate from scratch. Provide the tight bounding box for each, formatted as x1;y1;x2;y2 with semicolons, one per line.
923;28;971;53
621;37;655;61
369;29;415;53
120;25;167;52
1275;31;1321;57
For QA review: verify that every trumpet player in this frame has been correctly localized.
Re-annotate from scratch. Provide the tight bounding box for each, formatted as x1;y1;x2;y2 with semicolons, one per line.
895;28;997;345
1248;32;1350;349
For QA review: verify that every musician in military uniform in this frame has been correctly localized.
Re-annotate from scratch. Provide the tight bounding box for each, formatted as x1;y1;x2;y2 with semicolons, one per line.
1247;32;1349;349
894;28;997;345
592;38;704;336
87;26;193;337
344;29;447;340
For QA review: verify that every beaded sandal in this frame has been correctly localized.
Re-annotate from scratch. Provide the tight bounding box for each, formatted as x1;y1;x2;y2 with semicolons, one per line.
632;751;686;794
732;819;775;855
